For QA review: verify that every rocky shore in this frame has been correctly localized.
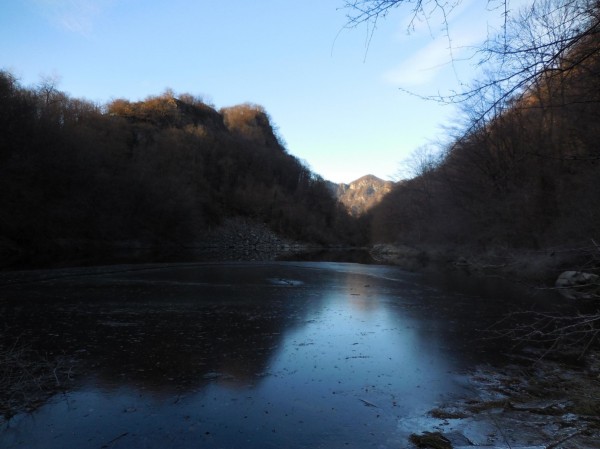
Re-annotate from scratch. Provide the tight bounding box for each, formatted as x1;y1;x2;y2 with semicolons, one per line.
408;352;600;448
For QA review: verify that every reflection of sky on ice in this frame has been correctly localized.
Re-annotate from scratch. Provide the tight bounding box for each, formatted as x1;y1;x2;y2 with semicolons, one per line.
267;287;458;409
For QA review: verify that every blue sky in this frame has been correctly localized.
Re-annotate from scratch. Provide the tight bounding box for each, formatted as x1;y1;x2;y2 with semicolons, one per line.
1;0;526;183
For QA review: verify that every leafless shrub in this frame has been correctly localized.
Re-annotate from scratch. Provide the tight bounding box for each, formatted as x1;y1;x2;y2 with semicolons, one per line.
0;337;75;422
489;308;600;360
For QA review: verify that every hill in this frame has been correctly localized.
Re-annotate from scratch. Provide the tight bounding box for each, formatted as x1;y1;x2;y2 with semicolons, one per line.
0;75;363;267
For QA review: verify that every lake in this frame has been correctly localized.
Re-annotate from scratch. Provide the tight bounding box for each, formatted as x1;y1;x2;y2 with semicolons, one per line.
0;261;558;448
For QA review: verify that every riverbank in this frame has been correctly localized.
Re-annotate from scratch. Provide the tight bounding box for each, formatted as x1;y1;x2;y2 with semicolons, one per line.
368;243;600;448
369;243;600;287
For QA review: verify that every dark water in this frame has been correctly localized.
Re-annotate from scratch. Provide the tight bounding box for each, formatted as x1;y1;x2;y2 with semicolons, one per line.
0;261;558;448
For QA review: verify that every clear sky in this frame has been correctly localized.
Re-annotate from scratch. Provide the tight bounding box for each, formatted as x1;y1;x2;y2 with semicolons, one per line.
0;0;526;183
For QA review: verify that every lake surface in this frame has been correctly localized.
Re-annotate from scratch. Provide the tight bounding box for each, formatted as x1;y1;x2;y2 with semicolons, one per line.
0;261;557;448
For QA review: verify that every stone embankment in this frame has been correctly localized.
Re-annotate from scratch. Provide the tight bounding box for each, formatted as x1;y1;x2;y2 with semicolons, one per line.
194;217;314;261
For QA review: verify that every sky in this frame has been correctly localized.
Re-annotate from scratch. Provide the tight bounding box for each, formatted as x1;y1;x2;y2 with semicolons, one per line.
0;0;529;183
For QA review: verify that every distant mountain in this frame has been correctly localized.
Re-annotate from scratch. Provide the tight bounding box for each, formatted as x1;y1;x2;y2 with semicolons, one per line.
328;175;394;217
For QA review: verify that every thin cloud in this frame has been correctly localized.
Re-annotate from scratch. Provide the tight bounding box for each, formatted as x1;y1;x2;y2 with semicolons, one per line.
383;37;458;86
30;0;112;35
383;1;498;88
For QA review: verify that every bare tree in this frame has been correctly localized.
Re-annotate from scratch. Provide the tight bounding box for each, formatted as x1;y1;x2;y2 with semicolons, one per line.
343;0;471;29
460;0;600;125
37;73;62;107
345;1;600;126
396;144;443;180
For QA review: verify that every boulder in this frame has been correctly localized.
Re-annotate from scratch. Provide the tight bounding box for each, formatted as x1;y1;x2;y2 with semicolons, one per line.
555;271;600;300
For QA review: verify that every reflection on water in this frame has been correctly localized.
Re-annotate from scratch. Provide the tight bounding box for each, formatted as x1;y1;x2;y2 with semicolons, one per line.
0;262;553;448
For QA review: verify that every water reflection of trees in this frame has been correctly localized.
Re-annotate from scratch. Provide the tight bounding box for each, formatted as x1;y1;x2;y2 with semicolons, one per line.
0;272;321;400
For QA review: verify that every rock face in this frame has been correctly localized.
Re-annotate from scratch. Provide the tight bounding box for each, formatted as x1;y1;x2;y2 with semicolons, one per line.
330;175;394;217
555;271;600;300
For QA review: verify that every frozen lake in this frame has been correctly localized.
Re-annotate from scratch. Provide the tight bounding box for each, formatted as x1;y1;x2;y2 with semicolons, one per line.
0;261;553;448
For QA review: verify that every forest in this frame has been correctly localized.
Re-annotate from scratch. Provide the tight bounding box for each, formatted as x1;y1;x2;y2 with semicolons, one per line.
0;74;364;267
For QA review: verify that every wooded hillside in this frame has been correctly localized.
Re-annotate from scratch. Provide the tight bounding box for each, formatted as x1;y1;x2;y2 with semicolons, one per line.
0;75;362;267
367;0;600;266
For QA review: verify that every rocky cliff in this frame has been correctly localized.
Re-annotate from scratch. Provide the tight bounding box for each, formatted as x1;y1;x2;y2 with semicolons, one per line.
330;175;394;217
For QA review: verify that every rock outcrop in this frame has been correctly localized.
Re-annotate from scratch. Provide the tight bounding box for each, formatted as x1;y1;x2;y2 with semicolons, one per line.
330;175;394;216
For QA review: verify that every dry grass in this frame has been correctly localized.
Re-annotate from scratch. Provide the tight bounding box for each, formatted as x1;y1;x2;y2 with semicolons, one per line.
0;338;75;422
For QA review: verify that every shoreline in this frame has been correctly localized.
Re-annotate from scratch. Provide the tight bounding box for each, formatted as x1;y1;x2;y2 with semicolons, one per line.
368;242;600;286
410;351;600;448
368;243;600;448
